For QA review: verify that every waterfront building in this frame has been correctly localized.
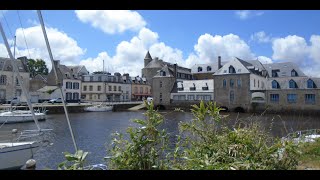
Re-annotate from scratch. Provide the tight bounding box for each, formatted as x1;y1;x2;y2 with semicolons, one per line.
131;76;152;101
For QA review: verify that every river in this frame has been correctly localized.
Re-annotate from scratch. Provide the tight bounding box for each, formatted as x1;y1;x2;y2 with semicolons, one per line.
1;110;320;169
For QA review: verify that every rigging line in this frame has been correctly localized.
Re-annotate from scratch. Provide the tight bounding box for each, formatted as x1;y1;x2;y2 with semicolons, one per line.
17;10;32;60
0;21;41;131
1;11;14;40
37;10;78;152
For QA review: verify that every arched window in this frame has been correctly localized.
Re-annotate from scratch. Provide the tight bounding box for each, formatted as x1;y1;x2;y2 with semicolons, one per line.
289;79;298;88
207;66;212;71
272;80;280;89
198;67;202;72
229;66;236;73
307;79;317;88
291;69;298;77
223;79;226;88
160;71;166;76
230;79;234;88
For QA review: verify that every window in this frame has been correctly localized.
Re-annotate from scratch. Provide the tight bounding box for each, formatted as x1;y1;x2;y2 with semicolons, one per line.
114;86;117;91
270;94;279;103
289;80;298;88
305;94;315;104
229;66;236;73
119;86;121;92
160;71;166;76
287;94;297;103
97;94;100;99
97;86;101;91
196;95;203;100
307;79;317;88
272;80;280;89
237;79;241;88
15;89;22;97
73;82;79;89
230;91;234;103
198;67;202;72
73;92;79;100
66;92;72;100
90;76;93;81
202;86;209;90
204;95;211;101
272;70;279;77
89;94;92;100
98;76;102;81
83;86;87;91
160;81;162;88
0;75;6;85
108;86;112;91
188;95;195;100
16;77;20;85
89;85;93;91
145;87;148;93
134;87;138;93
291;69;298;77
140;87;143;93
230;79;234;88
207;66;211;71
160;93;162;102
190;83;196;91
66;82;72;89
223;79;226;88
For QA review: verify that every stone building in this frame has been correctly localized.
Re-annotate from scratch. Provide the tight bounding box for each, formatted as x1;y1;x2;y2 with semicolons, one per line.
0;56;30;103
191;56;224;80
131;76;151;101
81;72;132;102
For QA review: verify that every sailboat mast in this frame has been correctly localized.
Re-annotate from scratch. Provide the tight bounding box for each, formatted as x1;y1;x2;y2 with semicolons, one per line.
13;35;16;59
103;59;104;73
0;22;41;131
37;10;78;152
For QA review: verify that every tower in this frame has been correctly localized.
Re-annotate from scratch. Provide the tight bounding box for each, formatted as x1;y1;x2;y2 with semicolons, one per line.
144;51;152;67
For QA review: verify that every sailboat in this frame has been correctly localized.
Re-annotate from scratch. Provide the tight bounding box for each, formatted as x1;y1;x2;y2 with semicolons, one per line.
0;12;51;169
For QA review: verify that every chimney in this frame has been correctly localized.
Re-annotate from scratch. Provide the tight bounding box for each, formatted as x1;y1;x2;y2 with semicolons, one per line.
218;56;222;69
53;60;60;69
174;63;177;78
17;56;28;71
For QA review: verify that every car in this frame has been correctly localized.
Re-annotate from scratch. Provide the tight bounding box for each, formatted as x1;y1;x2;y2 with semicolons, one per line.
49;98;63;104
11;97;21;106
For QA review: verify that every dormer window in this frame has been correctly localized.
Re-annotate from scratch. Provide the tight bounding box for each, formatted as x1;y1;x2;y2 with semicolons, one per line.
272;80;280;89
160;71;166;76
190;83;196;91
289;79;298;88
307;79;317;88
291;69;298;77
198;67;203;72
202;83;209;90
207;66;211;71
229;66;236;74
65;73;68;78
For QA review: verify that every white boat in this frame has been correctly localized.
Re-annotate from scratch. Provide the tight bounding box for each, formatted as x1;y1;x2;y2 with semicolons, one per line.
84;104;113;112
0;141;40;169
0;111;46;123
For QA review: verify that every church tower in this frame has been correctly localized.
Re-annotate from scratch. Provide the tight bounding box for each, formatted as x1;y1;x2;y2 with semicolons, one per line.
144;51;152;67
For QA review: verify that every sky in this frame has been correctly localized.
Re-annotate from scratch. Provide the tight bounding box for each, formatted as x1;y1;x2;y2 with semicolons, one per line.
0;10;320;77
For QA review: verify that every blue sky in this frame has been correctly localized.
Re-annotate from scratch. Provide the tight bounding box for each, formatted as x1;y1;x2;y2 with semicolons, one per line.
0;10;320;77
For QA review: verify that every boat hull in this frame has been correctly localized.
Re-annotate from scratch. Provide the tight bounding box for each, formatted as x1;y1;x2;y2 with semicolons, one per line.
0;141;40;170
0;112;46;123
84;106;113;112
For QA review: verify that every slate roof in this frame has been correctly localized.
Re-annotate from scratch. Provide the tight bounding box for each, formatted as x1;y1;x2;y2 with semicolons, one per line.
262;62;306;77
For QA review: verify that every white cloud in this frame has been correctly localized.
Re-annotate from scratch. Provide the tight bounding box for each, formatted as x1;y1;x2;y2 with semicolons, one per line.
272;35;309;63
309;35;320;62
235;10;264;20
250;31;272;43
75;10;146;34
257;56;273;64
79;28;187;76
185;33;255;67
0;44;8;57
0;25;85;69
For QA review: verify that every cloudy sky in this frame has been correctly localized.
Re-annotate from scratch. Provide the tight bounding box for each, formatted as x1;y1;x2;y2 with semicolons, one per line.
0;10;320;77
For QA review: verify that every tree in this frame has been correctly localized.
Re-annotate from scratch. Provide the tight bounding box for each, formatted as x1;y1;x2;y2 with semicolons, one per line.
27;59;49;77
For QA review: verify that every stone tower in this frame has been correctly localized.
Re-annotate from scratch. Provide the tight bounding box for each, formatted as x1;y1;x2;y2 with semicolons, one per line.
144;51;152;67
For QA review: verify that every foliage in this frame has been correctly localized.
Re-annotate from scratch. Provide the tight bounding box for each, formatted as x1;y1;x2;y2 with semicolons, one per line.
58;150;89;170
46;88;57;94
174;101;299;170
27;59;49;77
106;101;171;170
297;138;320;169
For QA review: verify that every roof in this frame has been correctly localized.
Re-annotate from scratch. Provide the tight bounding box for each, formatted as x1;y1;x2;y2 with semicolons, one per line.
0;57;29;72
37;85;59;92
47;60;79;86
153;64;175;78
144;51;152;60
145;59;165;68
191;62;226;74
266;77;320;89
263;62;306;77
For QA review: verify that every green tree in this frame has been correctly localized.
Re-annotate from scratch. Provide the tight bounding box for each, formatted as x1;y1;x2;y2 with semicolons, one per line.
27;59;49;77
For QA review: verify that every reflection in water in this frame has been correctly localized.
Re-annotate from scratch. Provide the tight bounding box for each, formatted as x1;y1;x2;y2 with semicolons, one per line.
1;110;320;169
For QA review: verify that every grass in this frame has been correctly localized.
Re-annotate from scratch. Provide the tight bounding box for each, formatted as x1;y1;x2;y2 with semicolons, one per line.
297;139;320;170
